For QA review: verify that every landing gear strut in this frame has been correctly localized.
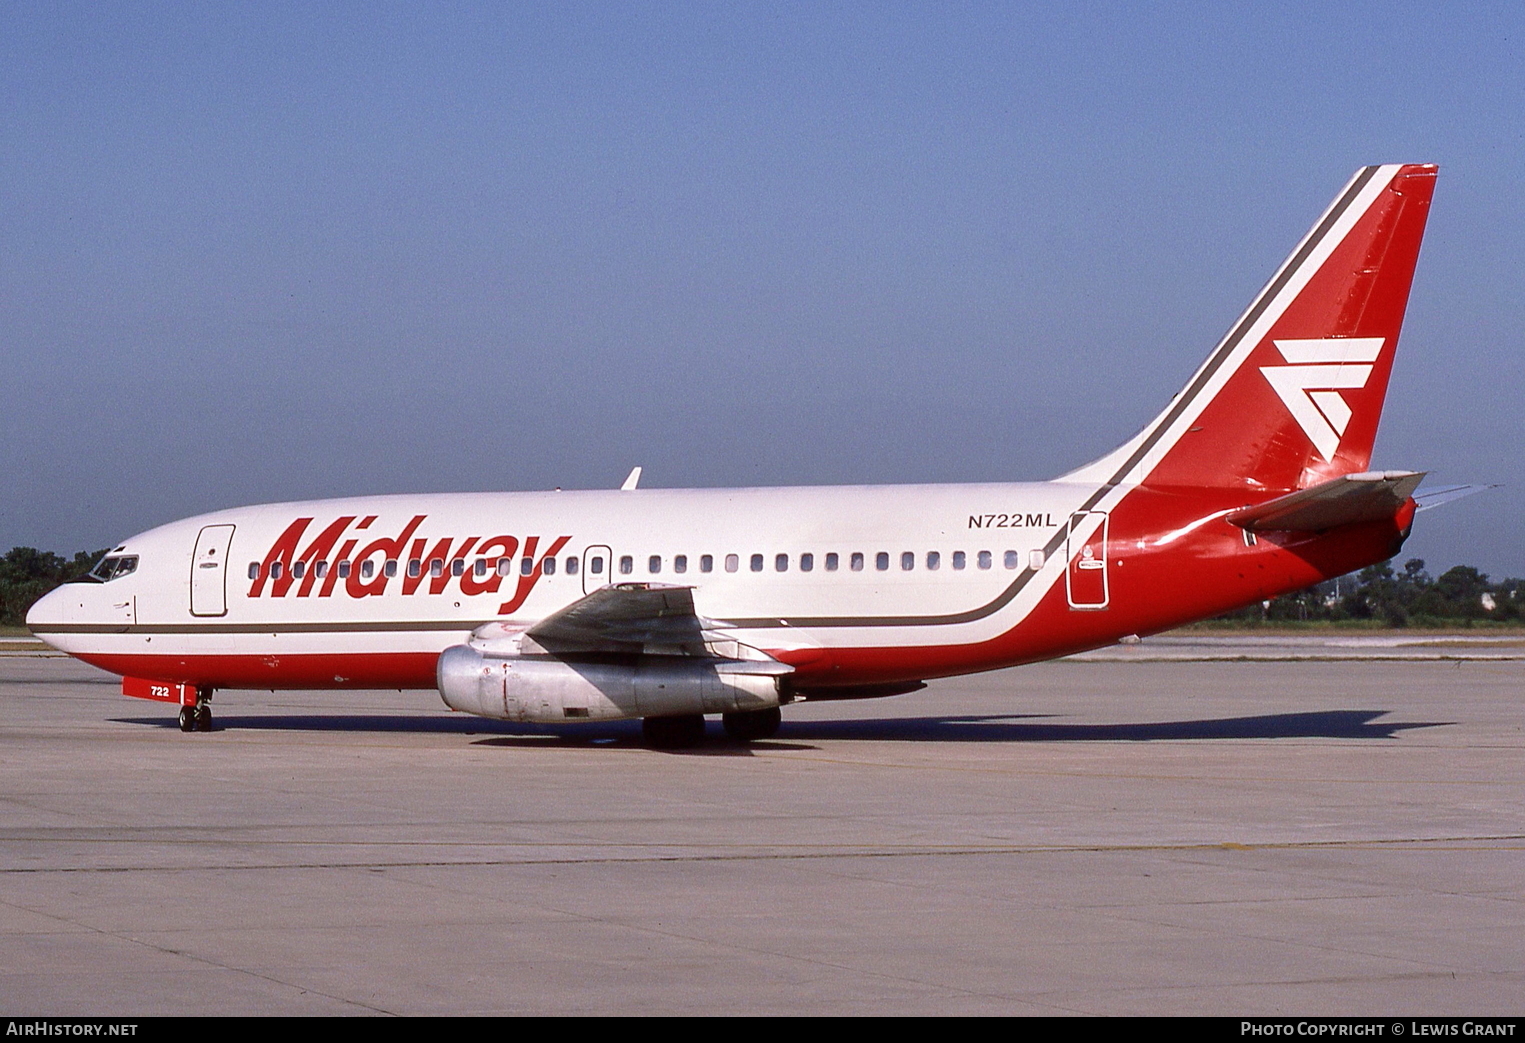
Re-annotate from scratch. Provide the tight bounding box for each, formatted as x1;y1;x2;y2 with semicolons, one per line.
722;706;782;741
642;713;706;749
177;690;213;733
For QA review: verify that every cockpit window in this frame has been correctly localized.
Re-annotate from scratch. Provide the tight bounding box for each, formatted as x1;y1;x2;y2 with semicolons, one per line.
86;555;137;582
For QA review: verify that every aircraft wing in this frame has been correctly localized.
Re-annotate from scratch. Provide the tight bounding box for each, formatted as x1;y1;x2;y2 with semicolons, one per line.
523;584;791;672
1226;470;1425;532
527;583;708;652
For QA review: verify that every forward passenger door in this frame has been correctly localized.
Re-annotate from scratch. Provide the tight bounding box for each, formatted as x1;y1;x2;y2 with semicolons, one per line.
190;525;236;617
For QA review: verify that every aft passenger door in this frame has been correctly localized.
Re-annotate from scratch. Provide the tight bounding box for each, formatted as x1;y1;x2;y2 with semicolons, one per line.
582;545;612;595
1066;511;1109;610
190;525;236;617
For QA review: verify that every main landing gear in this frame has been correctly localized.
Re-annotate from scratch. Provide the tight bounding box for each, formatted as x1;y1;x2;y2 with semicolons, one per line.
642;713;706;749
177;695;213;733
722;706;782;742
640;707;783;749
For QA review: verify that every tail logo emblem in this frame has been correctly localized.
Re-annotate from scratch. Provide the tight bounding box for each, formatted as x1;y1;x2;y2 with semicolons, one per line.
1260;338;1384;461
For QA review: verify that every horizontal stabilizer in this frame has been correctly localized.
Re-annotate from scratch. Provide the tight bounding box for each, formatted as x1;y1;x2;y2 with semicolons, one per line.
1414;483;1498;512
1227;470;1424;532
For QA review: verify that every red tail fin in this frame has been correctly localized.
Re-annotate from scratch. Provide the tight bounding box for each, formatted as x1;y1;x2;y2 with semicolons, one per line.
1067;164;1437;494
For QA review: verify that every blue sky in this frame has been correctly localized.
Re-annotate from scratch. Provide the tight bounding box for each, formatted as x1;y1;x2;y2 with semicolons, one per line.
3;3;1521;578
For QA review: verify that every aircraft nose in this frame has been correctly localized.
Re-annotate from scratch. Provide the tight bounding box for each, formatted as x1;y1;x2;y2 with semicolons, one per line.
25;584;69;632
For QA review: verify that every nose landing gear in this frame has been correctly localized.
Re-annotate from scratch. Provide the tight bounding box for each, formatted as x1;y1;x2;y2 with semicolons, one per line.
121;678;214;732
177;694;214;732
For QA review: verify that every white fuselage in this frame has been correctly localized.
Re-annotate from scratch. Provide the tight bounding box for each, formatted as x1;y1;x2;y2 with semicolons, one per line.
30;480;1116;690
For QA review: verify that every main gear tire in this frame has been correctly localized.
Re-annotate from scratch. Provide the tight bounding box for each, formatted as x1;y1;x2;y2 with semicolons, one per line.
722;707;782;741
642;714;706;749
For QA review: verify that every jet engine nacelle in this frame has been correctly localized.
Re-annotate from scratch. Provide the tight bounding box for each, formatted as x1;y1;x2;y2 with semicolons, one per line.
436;644;782;723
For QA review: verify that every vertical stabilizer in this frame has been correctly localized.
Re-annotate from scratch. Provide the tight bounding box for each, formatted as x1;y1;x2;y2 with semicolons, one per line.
1064;164;1437;494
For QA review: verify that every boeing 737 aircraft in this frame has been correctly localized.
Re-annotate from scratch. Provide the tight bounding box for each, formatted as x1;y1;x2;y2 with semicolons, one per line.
29;164;1442;746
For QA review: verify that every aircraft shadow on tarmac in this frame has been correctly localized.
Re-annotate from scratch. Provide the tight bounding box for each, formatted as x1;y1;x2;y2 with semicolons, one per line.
114;708;1449;745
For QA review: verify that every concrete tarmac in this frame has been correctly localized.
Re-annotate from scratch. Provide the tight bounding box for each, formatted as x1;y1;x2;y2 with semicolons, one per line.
1;646;1521;1015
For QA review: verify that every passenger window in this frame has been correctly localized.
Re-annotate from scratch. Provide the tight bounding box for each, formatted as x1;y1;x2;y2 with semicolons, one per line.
674;555;687;574
271;561;284;580
977;550;992;570
521;557;533;576
362;560;375;579
876;552;889;571
619;555;633;575
1004;550;1019;570
543;557;557;576
952;551;966;570
292;561;306;579
566;556;579;575
927;551;940;570
750;554;764;572
725;554;739;573
700;554;713;573
338;561;351;578
472;559;486;577
649;555;662;574
451;559;465;577
248;562;260;580
850;552;864;572
496;559;512;577
825;552;838;571
775;553;788;572
900;552;914;571
385;559;397;578
800;553;813;572
408;559;421;578
1029;549;1045;570
430;559;444;578
589;556;604;575
316;561;328;579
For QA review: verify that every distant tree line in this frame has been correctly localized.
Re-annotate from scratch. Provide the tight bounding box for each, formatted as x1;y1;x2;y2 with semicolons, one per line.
1214;559;1525;627
1;545;1521;629
0;547;107;627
